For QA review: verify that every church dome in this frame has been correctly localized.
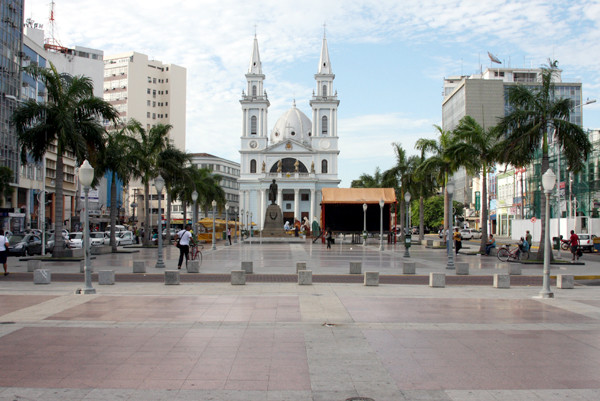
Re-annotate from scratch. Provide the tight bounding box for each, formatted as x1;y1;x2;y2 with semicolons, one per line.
270;102;312;144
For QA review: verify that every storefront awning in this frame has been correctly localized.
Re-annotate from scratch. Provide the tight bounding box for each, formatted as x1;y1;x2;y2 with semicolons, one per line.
321;188;397;204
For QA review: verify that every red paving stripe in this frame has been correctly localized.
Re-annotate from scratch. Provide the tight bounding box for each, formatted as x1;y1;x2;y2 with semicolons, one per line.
1;272;549;285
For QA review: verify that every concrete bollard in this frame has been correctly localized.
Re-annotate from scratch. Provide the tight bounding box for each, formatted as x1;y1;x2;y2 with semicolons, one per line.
132;261;146;273
429;272;445;288
349;262;362;274
187;260;200;273
165;270;180;285
34;269;51;284
364;271;379;286
426;239;434;247
455;262;469;275
296;262;307;273
27;260;41;272
298;270;312;285
402;262;416;274
241;261;253;274
433;240;444;247
231;270;246;285
497;263;509;271
557;274;574;289
493;273;510;288
508;264;522;275
80;260;93;274
98;270;115;285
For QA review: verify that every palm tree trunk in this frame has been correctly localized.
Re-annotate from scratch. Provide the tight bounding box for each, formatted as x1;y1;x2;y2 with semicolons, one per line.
443;172;448;243
537;149;551;261
182;200;187;226
419;195;425;241
54;155;65;255
165;189;172;243
109;172;118;252
479;166;488;254
144;181;150;246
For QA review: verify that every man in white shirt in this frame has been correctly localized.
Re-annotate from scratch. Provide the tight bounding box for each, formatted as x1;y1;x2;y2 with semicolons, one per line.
0;229;9;276
176;225;193;269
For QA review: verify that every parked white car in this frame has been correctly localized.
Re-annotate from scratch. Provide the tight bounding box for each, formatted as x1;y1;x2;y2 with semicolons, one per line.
89;232;106;247
104;230;134;246
460;228;482;240
68;232;84;248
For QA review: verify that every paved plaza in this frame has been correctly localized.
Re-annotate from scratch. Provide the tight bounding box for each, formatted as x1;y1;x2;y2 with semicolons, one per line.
0;238;599;400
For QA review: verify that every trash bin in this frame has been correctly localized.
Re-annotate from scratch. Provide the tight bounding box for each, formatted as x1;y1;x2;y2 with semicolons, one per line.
552;237;560;250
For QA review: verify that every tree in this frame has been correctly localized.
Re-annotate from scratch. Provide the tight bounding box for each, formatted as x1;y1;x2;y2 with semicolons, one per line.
412;146;438;240
129;122;172;246
416;125;459;240
351;168;385;188
447;115;503;254
496;60;591;260
12;63;118;254
0;167;14;206
410;195;462;230
96;123;140;252
157;145;190;242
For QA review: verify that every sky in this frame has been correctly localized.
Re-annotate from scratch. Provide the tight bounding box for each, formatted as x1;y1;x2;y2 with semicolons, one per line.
24;0;600;187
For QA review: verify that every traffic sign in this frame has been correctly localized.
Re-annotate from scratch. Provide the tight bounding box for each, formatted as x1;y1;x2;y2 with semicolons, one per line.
531;217;537;223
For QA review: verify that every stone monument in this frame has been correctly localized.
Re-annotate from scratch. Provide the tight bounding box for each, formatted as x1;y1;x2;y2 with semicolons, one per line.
262;179;286;237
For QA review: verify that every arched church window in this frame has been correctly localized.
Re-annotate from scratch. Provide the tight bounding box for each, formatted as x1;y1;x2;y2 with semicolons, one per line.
321;160;328;174
250;159;257;173
321;116;328;136
322;84;327;96
252;85;257;97
250;116;257;135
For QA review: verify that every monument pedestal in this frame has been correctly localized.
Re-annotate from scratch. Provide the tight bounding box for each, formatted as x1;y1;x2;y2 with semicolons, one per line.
262;204;286;237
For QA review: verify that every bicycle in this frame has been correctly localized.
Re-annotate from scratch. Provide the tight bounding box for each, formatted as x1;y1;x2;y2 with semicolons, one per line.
497;244;529;262
190;243;203;264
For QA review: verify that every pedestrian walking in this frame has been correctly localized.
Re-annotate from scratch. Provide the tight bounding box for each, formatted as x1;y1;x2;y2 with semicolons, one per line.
176;225;193;269
453;227;462;254
570;230;580;262
525;230;532;247
0;230;9;275
325;227;333;249
227;227;232;245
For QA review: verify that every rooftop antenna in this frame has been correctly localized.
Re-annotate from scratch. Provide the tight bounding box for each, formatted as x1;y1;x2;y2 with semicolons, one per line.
323;22;326;38
44;0;68;53
254;24;257;37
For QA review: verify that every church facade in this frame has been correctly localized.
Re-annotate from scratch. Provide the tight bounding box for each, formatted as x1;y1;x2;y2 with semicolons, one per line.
238;35;341;230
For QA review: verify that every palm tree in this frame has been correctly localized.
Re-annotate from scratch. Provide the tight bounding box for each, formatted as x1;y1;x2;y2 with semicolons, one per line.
350;168;385;188
129;122;172;246
447;116;503;254
416;125;459;238
0;167;14;207
412;147;438;241
496;60;591;260
157;145;190;242
96;123;140;252
12;63;118;254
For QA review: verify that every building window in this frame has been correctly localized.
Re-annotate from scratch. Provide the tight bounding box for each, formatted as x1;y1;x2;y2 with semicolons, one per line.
321;115;328;135
250;159;257;173
250;116;257;135
252;85;257;96
301;193;309;201
321;160;328;174
322;84;327;96
147;88;151;94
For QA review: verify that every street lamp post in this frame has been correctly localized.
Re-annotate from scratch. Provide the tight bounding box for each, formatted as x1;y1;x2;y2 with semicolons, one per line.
540;169;556;298
211;200;217;250
191;190;198;244
404;191;411;258
79;160;95;294
446;182;455;270
363;203;368;246
250;212;253;237
131;201;137;225
246;211;249;237
225;202;230;246
234;214;238;244
154;175;165;268
379;199;384;251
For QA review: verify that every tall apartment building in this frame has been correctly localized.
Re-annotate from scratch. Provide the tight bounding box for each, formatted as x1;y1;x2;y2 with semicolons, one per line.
103;52;186;151
0;1;24;224
442;66;583;234
17;23;108;232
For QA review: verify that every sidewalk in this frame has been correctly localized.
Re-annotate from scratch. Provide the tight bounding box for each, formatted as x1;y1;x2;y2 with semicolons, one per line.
0;240;599;400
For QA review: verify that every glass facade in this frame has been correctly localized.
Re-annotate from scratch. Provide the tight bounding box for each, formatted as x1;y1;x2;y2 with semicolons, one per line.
0;0;24;183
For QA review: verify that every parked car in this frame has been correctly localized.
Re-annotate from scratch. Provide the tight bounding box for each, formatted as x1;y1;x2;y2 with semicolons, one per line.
8;234;42;256
460;228;482;240
89;232;107;247
46;233;71;253
577;233;597;252
162;228;177;239
104;230;134;246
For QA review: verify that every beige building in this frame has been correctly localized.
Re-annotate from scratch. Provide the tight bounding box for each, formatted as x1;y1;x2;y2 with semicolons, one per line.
103;51;186;151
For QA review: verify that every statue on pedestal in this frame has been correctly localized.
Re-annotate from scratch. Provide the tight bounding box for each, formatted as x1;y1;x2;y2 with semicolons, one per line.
268;179;278;205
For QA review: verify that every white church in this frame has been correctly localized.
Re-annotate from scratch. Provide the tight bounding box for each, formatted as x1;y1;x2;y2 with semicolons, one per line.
238;34;341;230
